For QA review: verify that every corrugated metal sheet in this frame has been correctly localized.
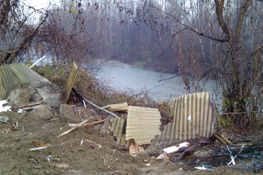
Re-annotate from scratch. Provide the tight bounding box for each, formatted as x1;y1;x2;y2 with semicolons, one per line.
152;92;217;146
110;117;128;145
0;63;49;100
126;106;161;145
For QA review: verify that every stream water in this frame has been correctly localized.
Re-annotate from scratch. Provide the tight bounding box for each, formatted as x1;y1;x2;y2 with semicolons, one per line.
29;56;220;103
95;61;220;103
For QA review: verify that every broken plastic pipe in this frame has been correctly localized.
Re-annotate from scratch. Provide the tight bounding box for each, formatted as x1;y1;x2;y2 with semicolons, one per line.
29;56;45;68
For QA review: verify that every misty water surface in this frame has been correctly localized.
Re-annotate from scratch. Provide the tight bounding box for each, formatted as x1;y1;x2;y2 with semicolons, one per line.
95;63;220;103
29;56;220;103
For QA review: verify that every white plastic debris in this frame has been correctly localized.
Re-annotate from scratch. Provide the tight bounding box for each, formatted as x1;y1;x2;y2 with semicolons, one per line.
47;155;52;162
156;142;190;160
163;142;190;154
0;116;9;123
0;100;11;112
83;100;86;108
17;109;23;114
29;56;45;68
195;164;214;171
195;165;208;170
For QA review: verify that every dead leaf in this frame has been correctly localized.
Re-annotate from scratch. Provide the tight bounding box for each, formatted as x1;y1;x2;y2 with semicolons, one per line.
32;141;51;147
129;142;144;155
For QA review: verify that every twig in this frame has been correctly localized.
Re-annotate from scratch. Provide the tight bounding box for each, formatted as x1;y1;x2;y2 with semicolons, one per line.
157;74;179;82
58;117;92;137
81;119;107;127
6;95;11;101
223;111;261;115
18;101;44;109
29;146;52;151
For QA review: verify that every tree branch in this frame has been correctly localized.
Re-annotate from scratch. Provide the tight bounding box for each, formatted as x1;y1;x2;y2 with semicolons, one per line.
144;0;228;42
215;0;231;36
0;13;48;65
235;0;252;45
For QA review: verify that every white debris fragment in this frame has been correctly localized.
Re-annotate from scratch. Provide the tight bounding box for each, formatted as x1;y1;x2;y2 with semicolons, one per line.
17;109;23;114
47;155;52;161
0;100;11;112
29;56;45;68
163;142;190;154
156;142;190;160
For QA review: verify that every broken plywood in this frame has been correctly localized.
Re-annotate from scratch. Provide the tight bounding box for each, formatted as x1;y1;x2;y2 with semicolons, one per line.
102;102;128;112
126;106;161;145
152;92;217;146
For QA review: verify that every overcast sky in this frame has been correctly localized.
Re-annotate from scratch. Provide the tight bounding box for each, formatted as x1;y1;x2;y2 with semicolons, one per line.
25;0;57;9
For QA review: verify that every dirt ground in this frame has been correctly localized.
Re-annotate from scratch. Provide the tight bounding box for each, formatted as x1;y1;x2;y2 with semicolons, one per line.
0;102;260;175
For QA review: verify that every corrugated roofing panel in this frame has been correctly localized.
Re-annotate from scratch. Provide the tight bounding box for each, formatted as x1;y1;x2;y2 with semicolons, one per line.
0;63;50;100
126;106;161;145
110;117;128;145
152;92;217;146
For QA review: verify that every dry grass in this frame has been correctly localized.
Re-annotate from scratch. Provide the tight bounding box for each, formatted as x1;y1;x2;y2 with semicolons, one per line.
34;63;173;125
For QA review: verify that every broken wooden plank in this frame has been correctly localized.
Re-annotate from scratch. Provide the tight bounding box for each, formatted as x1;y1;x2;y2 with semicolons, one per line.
65;62;78;103
102;102;128;112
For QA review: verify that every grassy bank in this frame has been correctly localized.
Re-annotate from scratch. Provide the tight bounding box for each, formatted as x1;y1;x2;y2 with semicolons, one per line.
33;63;173;127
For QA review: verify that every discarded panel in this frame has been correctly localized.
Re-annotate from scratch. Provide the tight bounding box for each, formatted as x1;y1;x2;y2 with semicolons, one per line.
102;102;128;112
152;92;217;146
65;61;78;103
0;64;50;100
110;117;128;145
126;106;161;145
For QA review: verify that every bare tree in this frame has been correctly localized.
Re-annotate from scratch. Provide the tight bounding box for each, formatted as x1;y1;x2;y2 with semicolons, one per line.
141;0;263;129
0;0;48;65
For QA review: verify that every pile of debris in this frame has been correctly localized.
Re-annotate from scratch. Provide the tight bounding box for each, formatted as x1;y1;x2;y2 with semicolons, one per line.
1;62;263;173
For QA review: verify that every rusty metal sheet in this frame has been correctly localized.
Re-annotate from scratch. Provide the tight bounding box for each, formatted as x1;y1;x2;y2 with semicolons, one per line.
0;63;50;100
152;92;217;146
126;106;161;145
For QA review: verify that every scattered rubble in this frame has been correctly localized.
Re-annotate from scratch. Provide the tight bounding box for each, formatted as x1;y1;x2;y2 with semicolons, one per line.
0;63;262;174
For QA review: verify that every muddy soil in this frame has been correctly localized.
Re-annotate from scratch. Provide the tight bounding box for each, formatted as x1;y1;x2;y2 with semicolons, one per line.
0;104;258;175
